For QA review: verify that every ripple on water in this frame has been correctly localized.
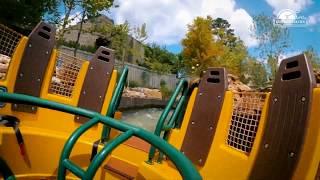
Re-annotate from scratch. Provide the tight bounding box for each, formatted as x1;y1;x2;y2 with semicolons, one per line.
121;108;169;132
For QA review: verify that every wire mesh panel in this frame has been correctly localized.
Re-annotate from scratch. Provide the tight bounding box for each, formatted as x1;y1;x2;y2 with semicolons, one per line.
0;24;22;80
227;92;267;153
48;52;85;98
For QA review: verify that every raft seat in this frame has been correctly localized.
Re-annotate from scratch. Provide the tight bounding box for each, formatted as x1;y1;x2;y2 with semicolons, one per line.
180;68;228;166
123;136;150;153
131;68;228;179
111;129;151;153
104;157;138;179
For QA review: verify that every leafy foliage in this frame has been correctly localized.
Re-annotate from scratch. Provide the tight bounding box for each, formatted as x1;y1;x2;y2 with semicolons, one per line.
128;80;140;88
109;22;130;61
213;40;247;76
182;16;224;76
304;46;320;69
132;23;148;43
159;80;172;100
211;17;237;48
57;0;114;47
251;14;290;80
139;43;178;74
92;21;134;64
182;16;247;77
0;0;58;34
240;57;268;87
72;0;114;55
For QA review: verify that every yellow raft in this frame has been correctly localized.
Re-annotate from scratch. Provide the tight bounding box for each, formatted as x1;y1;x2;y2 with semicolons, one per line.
0;22;319;180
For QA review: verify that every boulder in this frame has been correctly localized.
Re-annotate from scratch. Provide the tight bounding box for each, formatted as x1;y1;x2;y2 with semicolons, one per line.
143;88;162;99
189;74;251;92
228;74;251;92
122;88;146;99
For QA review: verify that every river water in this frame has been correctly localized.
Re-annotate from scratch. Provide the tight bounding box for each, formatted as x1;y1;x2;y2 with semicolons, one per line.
121;108;164;132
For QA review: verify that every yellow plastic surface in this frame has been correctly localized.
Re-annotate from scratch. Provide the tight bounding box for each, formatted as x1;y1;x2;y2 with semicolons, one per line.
293;88;320;180
137;161;182;180
168;87;198;149
168;90;271;179
1;36;319;179
0;37;28;90
0;38;120;178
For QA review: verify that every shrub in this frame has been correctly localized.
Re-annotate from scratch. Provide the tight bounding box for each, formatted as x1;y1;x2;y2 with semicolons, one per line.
128;80;140;88
160;79;166;87
141;71;150;86
160;80;172;100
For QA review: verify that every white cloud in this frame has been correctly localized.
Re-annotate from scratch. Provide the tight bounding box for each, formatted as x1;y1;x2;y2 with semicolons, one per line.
266;0;313;13
57;11;84;31
109;0;258;47
308;12;320;25
279;51;301;62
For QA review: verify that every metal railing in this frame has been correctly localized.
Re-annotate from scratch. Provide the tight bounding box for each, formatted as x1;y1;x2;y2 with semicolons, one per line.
0;24;22;80
227;92;267;153
101;66;129;142
147;79;189;163
0;92;201;180
48;52;86;98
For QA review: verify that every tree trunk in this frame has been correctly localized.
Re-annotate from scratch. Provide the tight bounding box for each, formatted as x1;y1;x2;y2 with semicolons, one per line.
58;1;74;46
73;10;86;56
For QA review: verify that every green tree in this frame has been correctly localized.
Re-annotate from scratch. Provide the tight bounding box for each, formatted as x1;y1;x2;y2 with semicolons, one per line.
132;23;148;43
182;16;224;76
211;39;247;76
210;17;248;76
57;0;80;44
73;0;114;56
0;0;58;34
140;43;178;74
91;20;130;67
251;14;290;80
240;57;268;87
304;46;320;69
182;16;247;77
211;17;237;48
129;23;148;63
110;22;130;68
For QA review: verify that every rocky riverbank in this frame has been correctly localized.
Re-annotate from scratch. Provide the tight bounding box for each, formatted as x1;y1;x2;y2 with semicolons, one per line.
122;87;162;99
119;87;165;110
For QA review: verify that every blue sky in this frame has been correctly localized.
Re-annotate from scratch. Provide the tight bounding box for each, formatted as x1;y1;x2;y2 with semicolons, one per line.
106;0;320;59
237;0;320;58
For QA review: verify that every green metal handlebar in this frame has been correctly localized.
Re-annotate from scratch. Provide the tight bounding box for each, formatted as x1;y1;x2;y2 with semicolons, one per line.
147;79;189;163
0;92;201;180
101;66;128;142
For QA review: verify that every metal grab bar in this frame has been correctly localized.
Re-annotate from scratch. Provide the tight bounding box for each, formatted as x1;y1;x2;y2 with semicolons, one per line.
0;92;201;180
147;79;189;163
59;115;133;179
101;66;128;142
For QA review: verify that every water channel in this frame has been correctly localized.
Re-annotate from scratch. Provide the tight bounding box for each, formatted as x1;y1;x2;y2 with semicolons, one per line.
121;108;165;132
